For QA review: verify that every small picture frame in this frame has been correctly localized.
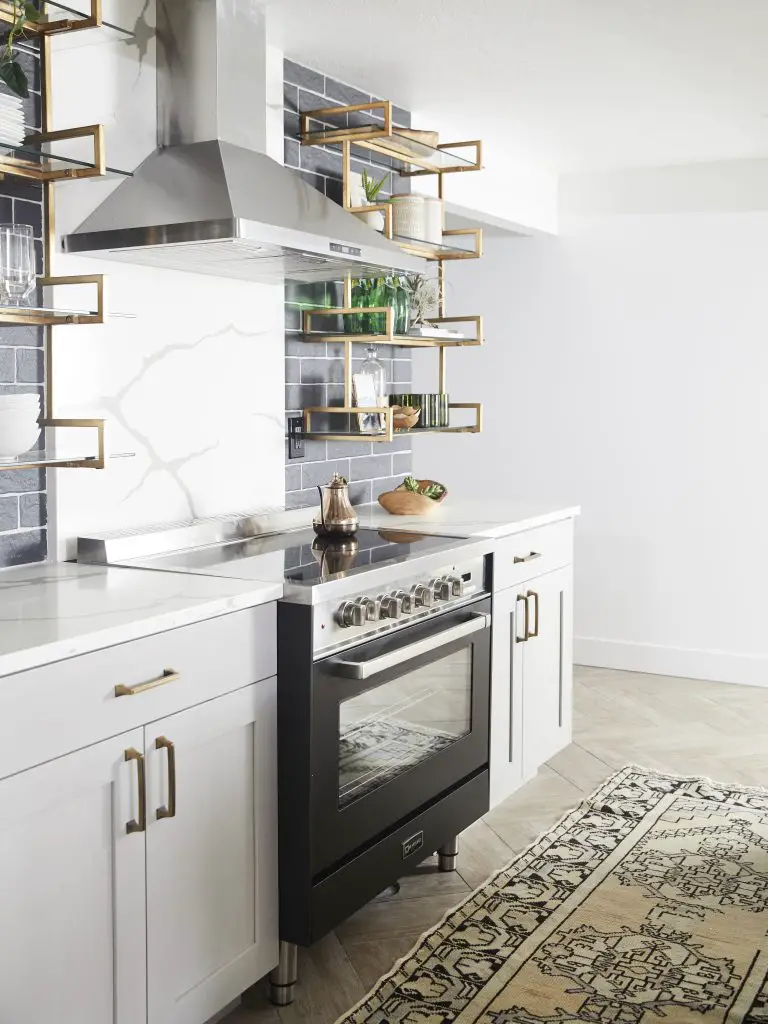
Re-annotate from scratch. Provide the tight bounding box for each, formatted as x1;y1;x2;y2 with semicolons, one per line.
352;372;385;433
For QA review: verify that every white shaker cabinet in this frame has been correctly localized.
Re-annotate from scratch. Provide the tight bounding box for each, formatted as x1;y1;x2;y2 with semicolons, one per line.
0;730;147;1024
490;522;575;810
0;604;279;1024
146;680;278;1024
518;567;573;777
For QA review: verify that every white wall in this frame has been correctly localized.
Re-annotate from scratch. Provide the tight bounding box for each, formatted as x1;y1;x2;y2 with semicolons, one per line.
413;209;768;687
47;1;285;559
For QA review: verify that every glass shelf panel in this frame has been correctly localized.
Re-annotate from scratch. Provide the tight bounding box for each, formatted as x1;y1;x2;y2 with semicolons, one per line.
391;232;479;258
0;301;135;324
301;118;477;173
0;138;132;180
0;449;133;469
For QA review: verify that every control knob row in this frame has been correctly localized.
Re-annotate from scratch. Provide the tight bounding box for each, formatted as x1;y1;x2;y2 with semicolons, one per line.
335;575;465;627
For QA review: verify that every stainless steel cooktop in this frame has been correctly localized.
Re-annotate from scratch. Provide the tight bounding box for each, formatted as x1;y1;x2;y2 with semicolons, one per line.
107;527;466;586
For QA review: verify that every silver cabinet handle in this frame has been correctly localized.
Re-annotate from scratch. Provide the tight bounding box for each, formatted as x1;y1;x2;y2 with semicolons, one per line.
330;613;490;680
514;551;542;564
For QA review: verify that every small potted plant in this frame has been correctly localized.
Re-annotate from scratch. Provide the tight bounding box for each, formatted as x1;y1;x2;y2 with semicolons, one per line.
0;2;41;98
357;168;390;232
402;273;443;331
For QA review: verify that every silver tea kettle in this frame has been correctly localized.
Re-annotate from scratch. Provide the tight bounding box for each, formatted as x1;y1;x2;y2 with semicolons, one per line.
313;472;359;537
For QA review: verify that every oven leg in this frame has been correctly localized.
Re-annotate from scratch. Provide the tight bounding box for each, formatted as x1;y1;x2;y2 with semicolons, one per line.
269;941;298;1006
437;836;459;872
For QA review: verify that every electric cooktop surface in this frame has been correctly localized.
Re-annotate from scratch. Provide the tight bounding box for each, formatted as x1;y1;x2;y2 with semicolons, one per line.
116;526;468;587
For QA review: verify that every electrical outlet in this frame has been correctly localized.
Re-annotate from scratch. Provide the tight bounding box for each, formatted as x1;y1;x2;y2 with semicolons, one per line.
288;416;305;460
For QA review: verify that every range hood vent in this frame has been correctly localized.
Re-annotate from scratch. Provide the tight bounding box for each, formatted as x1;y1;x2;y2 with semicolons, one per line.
62;0;424;284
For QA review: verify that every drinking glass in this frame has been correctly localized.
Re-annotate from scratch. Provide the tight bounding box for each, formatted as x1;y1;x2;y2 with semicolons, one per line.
0;224;35;306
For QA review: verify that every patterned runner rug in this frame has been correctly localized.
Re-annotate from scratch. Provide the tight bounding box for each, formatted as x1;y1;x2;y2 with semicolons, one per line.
337;765;768;1024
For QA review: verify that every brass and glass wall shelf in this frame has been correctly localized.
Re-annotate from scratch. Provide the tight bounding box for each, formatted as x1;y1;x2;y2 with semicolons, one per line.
0;4;136;473
298;98;485;444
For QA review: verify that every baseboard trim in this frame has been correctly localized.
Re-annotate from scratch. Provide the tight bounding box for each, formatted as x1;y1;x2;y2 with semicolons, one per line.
575;637;768;688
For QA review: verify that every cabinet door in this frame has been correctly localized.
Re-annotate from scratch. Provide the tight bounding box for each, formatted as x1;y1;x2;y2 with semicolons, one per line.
489;586;525;809
0;730;147;1024
145;680;278;1024
522;567;573;777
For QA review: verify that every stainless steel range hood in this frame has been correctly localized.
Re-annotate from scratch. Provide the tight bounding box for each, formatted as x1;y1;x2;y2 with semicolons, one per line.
62;0;424;284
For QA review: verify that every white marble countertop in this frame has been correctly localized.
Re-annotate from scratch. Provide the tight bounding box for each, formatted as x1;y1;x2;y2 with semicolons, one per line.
0;498;578;679
0;562;282;678
354;498;580;538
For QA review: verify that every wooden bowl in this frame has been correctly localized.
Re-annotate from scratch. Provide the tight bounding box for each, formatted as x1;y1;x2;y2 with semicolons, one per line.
378;490;437;516
378;479;448;516
392;405;421;430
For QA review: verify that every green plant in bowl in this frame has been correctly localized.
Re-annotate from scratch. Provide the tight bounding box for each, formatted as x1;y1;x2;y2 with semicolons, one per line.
401;476;446;501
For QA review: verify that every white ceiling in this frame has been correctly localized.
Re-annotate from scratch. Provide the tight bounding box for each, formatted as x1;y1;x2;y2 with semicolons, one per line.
271;0;768;174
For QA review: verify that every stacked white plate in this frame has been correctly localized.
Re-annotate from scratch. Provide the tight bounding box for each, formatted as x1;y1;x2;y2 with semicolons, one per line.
0;94;26;148
0;393;41;458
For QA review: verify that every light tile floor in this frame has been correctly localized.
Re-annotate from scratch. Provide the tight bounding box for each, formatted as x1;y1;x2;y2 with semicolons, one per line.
228;666;768;1024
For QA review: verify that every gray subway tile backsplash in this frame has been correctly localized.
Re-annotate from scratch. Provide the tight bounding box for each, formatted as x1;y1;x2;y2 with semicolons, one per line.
284;58;325;94
0;495;19;532
284;59;413;508
349;453;393;482
0;528;46;568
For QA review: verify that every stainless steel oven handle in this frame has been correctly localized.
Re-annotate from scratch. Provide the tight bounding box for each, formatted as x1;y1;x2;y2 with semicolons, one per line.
330;613;491;680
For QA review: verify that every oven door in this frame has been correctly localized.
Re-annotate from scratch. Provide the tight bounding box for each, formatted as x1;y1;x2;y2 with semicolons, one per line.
311;597;491;874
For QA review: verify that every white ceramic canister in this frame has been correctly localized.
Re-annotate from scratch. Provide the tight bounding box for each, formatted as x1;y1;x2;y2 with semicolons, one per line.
390;193;426;241
420;195;443;245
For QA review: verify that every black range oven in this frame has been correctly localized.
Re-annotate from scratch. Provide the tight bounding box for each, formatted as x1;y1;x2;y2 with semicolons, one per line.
277;549;491;958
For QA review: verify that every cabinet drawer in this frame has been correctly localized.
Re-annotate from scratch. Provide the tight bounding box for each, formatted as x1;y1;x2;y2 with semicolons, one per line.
493;520;573;591
0;603;276;780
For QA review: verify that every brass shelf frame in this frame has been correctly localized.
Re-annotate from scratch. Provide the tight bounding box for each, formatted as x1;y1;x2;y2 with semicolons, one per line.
300;101;482;176
301;99;484;263
0;0;108;36
0;18;132;472
0;124;112;183
298;98;485;445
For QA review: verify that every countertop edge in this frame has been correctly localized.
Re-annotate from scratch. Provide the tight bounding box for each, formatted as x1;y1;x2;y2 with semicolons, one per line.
0;580;283;680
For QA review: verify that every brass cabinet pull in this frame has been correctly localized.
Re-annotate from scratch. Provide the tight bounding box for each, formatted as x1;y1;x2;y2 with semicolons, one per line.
115;668;181;698
156;736;177;820
124;748;146;834
515;593;529;643
526;590;540;639
514;551;542;564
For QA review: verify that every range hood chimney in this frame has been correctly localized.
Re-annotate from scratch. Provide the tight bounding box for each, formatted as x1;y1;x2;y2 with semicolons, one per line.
62;0;424;283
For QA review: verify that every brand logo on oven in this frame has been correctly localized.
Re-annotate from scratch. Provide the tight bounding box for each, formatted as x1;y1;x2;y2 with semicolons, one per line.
402;831;424;859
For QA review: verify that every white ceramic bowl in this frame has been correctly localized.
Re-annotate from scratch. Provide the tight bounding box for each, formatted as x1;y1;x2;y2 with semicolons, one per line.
0;405;40;420
0;394;40;406
0;420;41;458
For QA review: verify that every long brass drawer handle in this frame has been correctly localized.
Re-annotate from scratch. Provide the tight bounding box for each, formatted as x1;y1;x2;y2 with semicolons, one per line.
514;551;542;564
115;668;181;698
515;594;529;643
124;748;146;834
155;736;177;820
527;590;540;638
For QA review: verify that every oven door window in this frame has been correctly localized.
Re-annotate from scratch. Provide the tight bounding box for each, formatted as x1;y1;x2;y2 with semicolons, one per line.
338;647;472;808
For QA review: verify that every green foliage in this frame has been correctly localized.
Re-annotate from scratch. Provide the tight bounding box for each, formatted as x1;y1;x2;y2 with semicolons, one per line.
361;167;390;203
0;1;42;99
402;476;446;500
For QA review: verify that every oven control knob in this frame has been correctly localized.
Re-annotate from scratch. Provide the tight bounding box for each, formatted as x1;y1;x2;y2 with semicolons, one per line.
411;583;433;608
336;601;366;628
356;596;380;621
393;589;414;613
446;575;464;597
428;578;445;601
379;594;402;619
